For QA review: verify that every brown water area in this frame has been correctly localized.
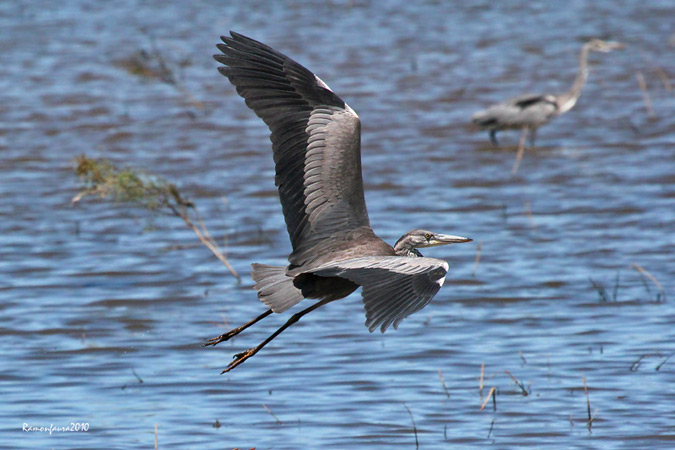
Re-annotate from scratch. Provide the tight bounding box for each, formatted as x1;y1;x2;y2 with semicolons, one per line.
1;1;674;448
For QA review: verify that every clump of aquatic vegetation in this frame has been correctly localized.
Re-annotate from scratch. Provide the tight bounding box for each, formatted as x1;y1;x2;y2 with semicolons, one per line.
588;264;666;303
115;48;192;88
72;155;239;281
73;155;189;210
114;28;204;109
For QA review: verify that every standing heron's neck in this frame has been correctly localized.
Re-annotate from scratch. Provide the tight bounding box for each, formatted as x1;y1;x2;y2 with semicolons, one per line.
394;236;423;257
557;44;591;114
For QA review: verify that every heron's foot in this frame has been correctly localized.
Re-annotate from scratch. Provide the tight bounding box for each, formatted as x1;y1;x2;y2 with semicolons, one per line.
204;332;231;347
204;325;248;347
221;348;256;374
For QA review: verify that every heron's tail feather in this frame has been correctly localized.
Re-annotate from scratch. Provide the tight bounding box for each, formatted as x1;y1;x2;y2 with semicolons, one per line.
471;110;497;128
251;264;304;313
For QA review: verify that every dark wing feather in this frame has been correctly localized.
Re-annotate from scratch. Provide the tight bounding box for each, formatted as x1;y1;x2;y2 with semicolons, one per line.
215;32;370;266
309;257;449;332
512;93;555;109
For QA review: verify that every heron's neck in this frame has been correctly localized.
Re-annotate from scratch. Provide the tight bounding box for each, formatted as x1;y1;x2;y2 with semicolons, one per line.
557;44;590;114
394;237;423;257
396;247;423;257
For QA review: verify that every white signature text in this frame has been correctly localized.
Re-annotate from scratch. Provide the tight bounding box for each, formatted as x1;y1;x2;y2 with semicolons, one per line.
23;423;90;434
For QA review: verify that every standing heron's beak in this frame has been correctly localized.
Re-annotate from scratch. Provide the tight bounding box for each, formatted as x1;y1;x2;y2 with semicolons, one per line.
430;234;473;246
601;41;625;51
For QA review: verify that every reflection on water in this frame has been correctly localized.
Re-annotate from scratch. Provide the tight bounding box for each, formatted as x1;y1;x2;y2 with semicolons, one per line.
1;0;673;448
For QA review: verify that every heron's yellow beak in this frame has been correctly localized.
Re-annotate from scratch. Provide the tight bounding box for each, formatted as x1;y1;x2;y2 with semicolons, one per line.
428;234;473;247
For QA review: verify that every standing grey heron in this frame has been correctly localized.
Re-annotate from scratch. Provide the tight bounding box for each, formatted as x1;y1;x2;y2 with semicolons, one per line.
205;32;472;373
471;39;623;173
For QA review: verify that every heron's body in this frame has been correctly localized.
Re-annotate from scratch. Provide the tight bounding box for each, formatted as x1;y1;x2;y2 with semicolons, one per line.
252;226;393;311
205;32;471;373
472;39;623;147
472;93;558;135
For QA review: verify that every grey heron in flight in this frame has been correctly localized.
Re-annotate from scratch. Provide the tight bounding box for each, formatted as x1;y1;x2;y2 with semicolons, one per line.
205;32;472;373
471;39;623;172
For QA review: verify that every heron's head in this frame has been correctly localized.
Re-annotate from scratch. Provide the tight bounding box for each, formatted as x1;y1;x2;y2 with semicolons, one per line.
394;229;472;257
586;39;625;53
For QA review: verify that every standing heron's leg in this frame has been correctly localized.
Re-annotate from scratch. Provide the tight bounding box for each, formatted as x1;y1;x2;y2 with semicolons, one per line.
489;130;499;147
529;128;537;147
511;127;528;175
220;298;334;374
204;308;273;347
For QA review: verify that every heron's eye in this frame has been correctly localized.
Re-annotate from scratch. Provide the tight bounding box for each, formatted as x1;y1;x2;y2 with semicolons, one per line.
424;233;432;241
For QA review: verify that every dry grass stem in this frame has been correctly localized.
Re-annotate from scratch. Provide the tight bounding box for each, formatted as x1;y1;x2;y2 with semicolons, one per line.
654;66;672;92
154;424;158;450
630;354;646;371
505;370;529;396
262;404;283;424
612;271;620;302
401;402;419;450
582;374;593;432
220;313;230;331
635;71;656;118
167;202;241;281
479;363;485;401
631;263;666;302
480;387;496;411
438;369;450;398
72;155;240;282
472;241;482;277
656;353;673;371
589;278;611;302
487;419;495;439
524;202;536;229
518;350;527;365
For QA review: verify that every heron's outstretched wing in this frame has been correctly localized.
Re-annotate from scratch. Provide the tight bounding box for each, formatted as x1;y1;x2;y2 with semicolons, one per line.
215;32;370;266
310;256;449;333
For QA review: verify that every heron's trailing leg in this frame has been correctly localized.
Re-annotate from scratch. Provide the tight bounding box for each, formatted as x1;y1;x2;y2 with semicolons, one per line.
221;298;335;374
511;127;528;175
489;130;499;147
204;309;273;347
